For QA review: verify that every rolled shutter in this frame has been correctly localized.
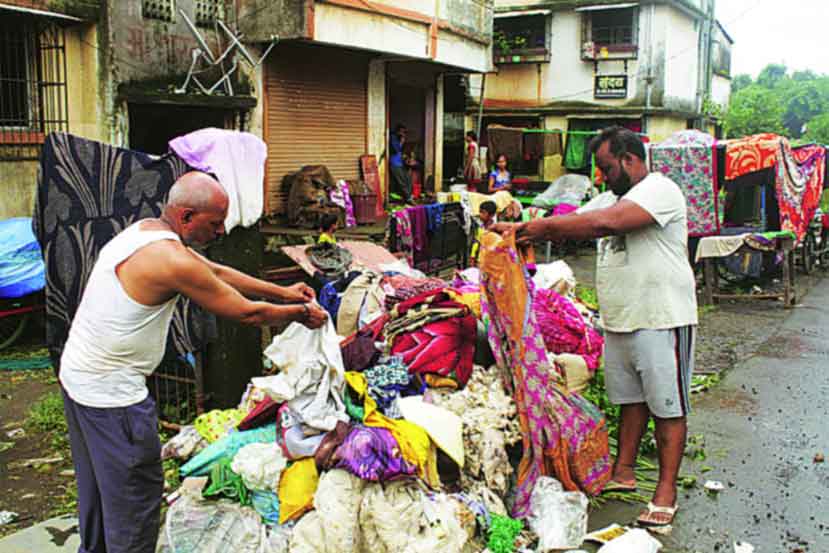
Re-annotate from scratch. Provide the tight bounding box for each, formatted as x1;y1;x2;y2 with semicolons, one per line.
264;44;369;215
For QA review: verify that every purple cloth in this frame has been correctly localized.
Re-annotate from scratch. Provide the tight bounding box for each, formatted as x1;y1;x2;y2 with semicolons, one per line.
168;127;267;231
409;206;429;258
553;203;578;216
62;390;163;553
334;425;417;481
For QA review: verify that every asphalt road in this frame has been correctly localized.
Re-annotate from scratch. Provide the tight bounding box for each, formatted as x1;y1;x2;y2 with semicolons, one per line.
589;276;829;553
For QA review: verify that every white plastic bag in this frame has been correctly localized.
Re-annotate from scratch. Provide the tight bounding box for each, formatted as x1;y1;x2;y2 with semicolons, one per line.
597;528;663;553
532;260;577;295
528;477;589;551
532;174;591;208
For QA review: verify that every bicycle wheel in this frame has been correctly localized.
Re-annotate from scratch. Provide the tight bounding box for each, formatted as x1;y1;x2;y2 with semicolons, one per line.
0;313;30;351
820;228;829;269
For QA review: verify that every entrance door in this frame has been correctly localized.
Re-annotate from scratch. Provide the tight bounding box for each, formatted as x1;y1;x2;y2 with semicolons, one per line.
128;104;230;155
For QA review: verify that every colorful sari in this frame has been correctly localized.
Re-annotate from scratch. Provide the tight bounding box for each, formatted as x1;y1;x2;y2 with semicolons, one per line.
479;232;611;518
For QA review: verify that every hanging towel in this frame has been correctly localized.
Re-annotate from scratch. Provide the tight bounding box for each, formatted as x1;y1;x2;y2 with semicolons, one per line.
169;127;267;232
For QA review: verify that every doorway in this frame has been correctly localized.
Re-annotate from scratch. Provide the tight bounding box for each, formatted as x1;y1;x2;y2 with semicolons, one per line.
388;80;427;199
128;103;231;155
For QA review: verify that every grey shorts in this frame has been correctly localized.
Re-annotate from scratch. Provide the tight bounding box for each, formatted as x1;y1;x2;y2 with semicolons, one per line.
604;326;695;419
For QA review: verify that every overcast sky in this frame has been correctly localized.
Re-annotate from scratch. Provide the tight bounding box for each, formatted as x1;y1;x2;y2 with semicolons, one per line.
716;0;829;78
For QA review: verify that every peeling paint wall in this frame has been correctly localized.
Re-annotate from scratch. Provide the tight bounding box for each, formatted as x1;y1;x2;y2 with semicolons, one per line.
368;60;387;200
647;115;686;143
0;161;39;220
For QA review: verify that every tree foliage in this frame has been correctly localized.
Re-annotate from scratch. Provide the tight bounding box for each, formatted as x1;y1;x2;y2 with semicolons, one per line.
724;64;829;142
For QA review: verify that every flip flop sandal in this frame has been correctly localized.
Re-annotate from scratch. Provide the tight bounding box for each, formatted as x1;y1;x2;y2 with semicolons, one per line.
602;480;638;493
637;502;679;527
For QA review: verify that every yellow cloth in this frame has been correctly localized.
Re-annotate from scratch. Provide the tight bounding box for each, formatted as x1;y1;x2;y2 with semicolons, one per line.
278;457;319;524
446;290;481;319
467;190;514;214
344;372;440;488
318;233;337;245
193;409;246;443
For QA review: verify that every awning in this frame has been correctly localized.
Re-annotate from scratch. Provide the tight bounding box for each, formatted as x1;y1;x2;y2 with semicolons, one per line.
575;3;638;12
495;9;552;19
0;3;83;22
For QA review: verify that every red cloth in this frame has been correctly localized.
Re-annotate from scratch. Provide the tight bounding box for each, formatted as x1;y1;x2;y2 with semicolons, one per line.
533;288;604;372
390;315;476;386
237;397;280;431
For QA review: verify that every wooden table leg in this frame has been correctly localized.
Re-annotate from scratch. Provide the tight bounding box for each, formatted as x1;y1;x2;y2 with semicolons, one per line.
782;247;792;307
703;258;715;306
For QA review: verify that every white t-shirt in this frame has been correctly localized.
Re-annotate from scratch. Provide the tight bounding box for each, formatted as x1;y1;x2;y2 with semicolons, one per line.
578;173;698;332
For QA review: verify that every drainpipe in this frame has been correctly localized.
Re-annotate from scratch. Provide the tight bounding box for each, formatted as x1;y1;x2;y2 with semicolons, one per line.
476;73;487;140
644;3;655;132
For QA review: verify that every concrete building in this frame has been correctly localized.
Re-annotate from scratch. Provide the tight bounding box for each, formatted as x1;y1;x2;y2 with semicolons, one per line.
466;0;732;182
234;0;494;215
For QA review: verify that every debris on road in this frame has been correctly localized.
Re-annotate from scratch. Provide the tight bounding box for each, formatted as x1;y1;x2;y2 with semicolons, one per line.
5;428;24;439
8;455;64;470
734;541;755;553
813;453;824;463
704;480;725;493
0;511;18;525
597;528;662;552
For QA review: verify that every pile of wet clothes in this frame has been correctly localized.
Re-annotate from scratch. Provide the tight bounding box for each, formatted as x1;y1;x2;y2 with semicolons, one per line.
158;260;607;553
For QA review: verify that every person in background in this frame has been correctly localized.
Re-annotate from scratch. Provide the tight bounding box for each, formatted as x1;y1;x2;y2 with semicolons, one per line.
492;126;697;529
488;154;512;193
318;213;338;245
470;200;497;266
390;124;411;202
464;131;482;185
58;172;327;553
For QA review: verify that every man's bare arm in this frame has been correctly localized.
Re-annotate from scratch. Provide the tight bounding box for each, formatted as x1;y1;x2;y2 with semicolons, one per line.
167;251;326;328
495;199;656;243
188;249;314;303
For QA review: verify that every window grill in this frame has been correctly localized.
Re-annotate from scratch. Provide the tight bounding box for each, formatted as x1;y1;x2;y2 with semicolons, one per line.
196;0;224;27
143;0;175;23
0;16;68;161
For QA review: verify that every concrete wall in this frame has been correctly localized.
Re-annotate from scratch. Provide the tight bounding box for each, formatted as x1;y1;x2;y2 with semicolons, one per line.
662;6;700;112
0;161;39;220
647;114;686;143
367;60;387;199
542;114;568;181
711;74;730;108
0;19;105;218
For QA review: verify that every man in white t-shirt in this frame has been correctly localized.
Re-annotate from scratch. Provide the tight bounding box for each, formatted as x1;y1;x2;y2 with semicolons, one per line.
494;126;697;528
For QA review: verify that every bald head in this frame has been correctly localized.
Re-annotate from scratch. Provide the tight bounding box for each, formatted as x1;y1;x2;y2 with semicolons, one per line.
167;171;229;213
162;172;229;246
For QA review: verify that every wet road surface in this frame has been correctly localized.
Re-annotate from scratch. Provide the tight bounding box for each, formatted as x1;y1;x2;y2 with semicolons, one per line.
589;276;829;552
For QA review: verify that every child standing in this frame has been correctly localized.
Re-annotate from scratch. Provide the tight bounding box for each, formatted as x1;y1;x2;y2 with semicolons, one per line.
470;201;497;266
318;213;338;245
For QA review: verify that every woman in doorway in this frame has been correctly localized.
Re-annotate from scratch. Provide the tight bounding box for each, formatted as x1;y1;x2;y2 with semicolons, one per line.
464;131;482;185
488;154;512;193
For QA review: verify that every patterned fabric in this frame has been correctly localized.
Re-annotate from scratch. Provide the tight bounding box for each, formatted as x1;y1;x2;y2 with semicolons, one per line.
533;288;604;372
363;356;413;414
393;210;414;266
479;232;611;518
650;130;719;237
334;425;417;482
329;180;356;227
777;143;826;241
194;409;246;443
32;133;215;367
724;133;780;180
381;274;446;311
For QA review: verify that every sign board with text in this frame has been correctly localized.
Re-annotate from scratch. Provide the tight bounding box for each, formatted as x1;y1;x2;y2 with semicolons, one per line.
594;75;628;99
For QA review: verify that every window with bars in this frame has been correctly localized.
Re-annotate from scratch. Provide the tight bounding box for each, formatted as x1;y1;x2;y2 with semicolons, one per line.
0;17;68;160
143;0;175;23
196;0;224;27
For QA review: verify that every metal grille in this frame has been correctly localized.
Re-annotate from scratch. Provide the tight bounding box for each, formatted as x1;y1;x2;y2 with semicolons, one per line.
196;0;224;27
148;353;204;425
143;0;175;22
0;17;68;161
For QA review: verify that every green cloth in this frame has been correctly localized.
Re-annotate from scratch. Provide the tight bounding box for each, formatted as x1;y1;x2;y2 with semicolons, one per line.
487;514;524;553
0;356;51;371
344;389;365;421
202;458;250;506
758;230;796;240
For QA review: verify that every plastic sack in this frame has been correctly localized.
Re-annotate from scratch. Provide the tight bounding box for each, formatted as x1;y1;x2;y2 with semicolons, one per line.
597;528;662;553
161;425;207;461
157;492;290;553
532;261;577;295
532;174;591;209
528;477;588;551
231;442;288;491
0;218;45;299
252;321;348;433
